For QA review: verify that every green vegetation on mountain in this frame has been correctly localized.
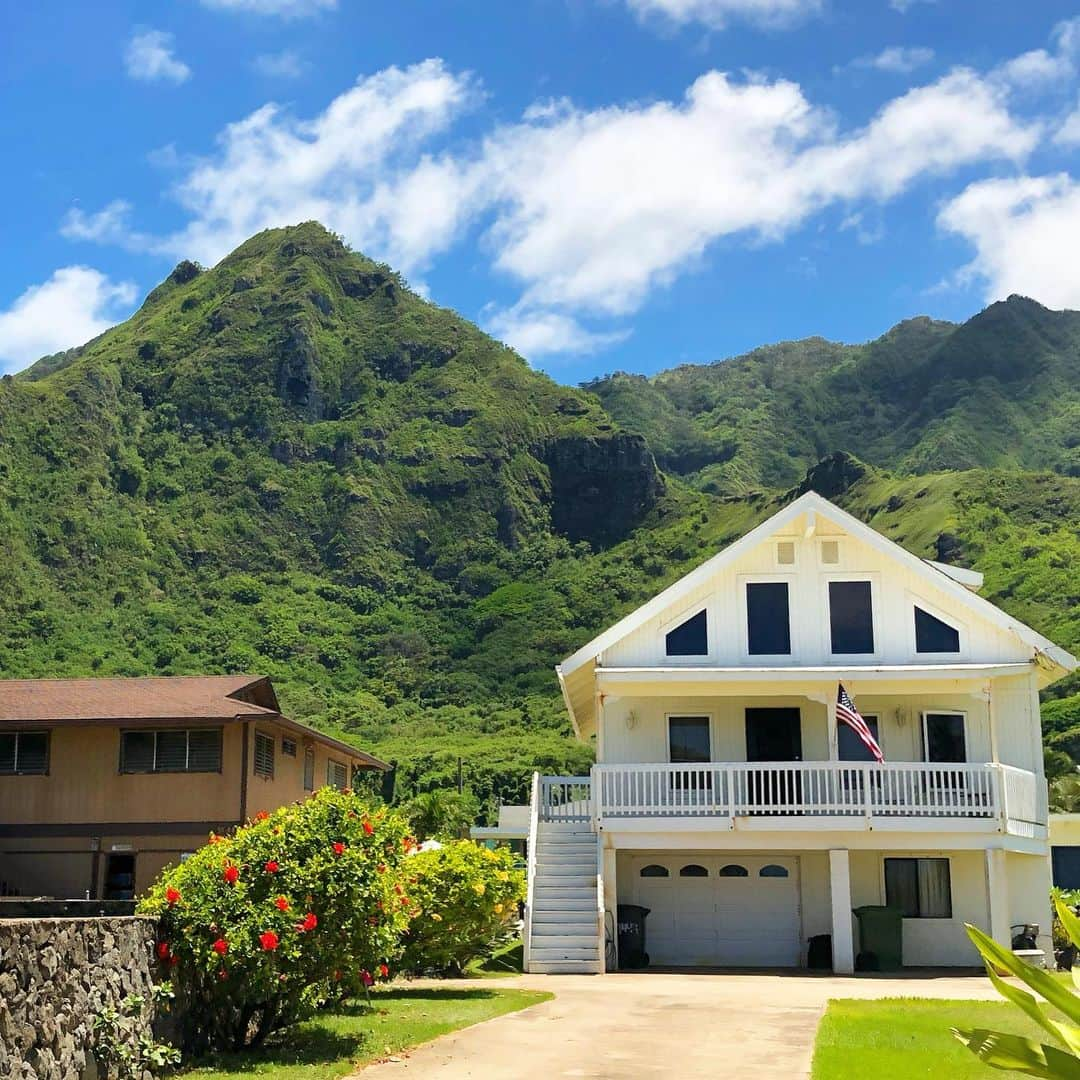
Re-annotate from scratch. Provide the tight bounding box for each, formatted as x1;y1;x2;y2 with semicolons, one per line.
0;222;1077;818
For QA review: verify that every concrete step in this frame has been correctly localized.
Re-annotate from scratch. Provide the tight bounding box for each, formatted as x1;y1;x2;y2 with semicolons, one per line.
532;898;596;914
528;959;602;975
530;945;601;962
533;886;594;902
536;850;595;863
538;864;594;878
532;909;598;926
530;931;599;949
536;828;595;840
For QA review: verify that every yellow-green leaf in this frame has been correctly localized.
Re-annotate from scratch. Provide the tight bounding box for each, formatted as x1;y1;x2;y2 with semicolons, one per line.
953;1028;1080;1079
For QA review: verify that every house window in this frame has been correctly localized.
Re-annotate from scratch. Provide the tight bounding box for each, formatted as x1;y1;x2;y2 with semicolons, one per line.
760;865;789;878
829;580;875;654
820;540;840;565
665;609;708;657
923;713;966;763
838;715;880;762
668;716;710;764
0;731;49;775
884;857;952;918
915;606;961;653
776;541;796;566
327;758;348;790
640;864;669;877
254;731;275;779
282;737;297;757
719;864;748;877
679;864;708;877
746;582;791;655
120;729;222;773
303;747;315;792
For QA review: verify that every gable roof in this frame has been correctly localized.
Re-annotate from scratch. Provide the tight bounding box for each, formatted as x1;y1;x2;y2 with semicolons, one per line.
558;489;1076;684
0;674;388;769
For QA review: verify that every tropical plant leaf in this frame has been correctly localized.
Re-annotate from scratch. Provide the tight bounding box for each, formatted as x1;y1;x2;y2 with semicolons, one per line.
953;1028;1080;1079
1058;899;1080;951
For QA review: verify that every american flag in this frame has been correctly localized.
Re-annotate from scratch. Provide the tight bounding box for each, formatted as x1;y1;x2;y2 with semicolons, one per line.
837;683;884;763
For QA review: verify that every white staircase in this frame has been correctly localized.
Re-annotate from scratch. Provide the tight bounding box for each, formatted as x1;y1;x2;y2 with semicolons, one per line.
524;777;603;974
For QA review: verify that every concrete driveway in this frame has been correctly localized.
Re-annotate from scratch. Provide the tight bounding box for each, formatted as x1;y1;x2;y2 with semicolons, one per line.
354;970;1000;1079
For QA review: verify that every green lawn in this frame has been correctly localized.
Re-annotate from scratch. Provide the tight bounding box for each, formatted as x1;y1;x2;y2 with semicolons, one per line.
178;986;552;1080
812;998;1061;1079
466;938;524;978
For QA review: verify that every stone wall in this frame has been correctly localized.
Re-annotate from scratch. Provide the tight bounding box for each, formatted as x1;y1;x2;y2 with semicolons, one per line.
0;916;159;1080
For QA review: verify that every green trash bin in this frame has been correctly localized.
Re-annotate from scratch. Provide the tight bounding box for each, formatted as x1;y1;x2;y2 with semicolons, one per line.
853;905;903;971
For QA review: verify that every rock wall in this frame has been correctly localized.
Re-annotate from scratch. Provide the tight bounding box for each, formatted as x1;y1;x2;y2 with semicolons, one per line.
0;916;159;1080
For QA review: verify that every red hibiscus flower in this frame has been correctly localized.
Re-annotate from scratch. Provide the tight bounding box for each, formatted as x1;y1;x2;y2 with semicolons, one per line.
169;954;179;967
223;864;239;885
296;912;318;933
362;819;374;835
274;896;290;912
156;941;170;961
259;931;279;951
165;886;181;906
360;969;373;987
254;810;269;821
212;938;228;955
376;863;387;874
264;860;279;874
333;970;342;982
378;963;389;978
332;841;345;856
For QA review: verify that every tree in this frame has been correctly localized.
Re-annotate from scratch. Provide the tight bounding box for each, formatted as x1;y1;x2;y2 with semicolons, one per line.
403;789;479;841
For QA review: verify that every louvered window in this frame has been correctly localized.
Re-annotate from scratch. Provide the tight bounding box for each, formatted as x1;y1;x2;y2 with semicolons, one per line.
120;729;222;773
304;747;315;791
0;731;50;774
282;737;297;757
327;758;348;790
254;731;275;779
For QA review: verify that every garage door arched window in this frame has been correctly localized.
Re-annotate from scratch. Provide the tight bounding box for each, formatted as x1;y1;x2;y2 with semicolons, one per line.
760;864;789;878
640;864;669;878
718;864;748;877
679;864;708;877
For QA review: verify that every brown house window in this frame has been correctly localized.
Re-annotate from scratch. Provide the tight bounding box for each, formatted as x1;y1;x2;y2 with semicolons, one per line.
282;737;297;757
303;747;315;791
254;731;275;779
0;731;50;775
327;759;348;790
120;728;222;773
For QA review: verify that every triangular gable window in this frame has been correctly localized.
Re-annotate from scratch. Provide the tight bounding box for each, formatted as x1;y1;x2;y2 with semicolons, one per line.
914;606;960;653
665;609;708;657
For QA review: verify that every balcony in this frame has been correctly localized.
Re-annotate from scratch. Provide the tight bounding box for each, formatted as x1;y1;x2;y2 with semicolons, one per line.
538;762;1045;837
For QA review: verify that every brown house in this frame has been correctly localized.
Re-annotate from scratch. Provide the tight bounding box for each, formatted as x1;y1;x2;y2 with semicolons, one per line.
0;675;386;900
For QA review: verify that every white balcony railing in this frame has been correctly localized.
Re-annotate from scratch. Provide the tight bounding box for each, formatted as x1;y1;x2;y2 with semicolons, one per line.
589;761;1043;828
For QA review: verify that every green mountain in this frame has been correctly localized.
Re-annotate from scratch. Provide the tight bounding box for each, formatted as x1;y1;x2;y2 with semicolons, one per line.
1;223;1078;817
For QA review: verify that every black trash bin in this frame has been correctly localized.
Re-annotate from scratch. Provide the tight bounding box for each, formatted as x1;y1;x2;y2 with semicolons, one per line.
617;904;650;968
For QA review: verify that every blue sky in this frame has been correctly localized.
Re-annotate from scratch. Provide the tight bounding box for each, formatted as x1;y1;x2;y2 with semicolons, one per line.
2;0;1080;382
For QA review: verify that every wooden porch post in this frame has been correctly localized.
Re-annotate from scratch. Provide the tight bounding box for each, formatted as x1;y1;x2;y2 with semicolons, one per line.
985;848;1010;948
829;849;855;974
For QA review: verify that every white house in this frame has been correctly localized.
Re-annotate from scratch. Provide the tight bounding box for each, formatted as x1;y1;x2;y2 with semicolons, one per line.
522;491;1076;974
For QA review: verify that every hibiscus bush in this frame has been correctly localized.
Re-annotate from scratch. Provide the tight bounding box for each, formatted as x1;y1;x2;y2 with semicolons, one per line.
139;787;416;1054
399;842;525;976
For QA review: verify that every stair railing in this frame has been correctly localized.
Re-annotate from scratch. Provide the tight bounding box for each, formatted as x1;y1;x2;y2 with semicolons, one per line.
522;770;541;973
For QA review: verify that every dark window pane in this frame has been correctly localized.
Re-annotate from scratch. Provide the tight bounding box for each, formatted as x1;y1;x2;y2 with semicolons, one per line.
885;858;919;917
155;731;188;772
679;864;708;877
760;864;789;878
665;609;708;656
640;864;669;877
327;759;348;790
925;713;966;763
746;582;791;655
829;580;874;654
304;748;315;791
282;737;297;757
838;715;879;762
121;731;155;773
668;716;710;763
16;733;48;774
188;729;222;772
254;731;275;778
915;606;960;653
0;734;15;773
719;864;748;877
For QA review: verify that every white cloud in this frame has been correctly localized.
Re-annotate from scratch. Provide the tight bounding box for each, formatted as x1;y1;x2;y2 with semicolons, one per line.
253;50;306;78
850;46;935;74
124;29;191;85
624;0;821;31
61;200;136;244
938;174;1080;309
890;0;935;12
0;267;137;373
994;48;1072;90
200;0;335;15
485;307;629;358
1056;97;1080;146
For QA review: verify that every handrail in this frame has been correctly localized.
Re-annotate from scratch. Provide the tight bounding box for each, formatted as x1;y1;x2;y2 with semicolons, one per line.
522;770;541;974
539;775;592;823
591;764;605;973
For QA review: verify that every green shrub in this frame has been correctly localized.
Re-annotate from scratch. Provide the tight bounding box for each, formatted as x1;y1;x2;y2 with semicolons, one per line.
399;842;524;976
139;787;416;1055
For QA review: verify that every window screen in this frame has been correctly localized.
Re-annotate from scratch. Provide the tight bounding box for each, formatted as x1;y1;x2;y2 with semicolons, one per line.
884;857;952;918
120;729;221;773
120;731;156;772
915;606;961;653
924;713;966;763
327;758;348;790
746;582;791;655
254;731;275;778
665;609;708;656
304;747;315;791
668;716;710;763
155;731;189;772
0;731;49;774
838;715;880;762
829;580;874;654
282;737;297;757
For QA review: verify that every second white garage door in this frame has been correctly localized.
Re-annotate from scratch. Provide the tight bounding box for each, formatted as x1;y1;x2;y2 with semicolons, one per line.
628;854;801;967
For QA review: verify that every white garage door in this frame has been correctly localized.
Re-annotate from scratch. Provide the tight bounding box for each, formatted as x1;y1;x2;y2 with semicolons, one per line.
629;854;801;967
